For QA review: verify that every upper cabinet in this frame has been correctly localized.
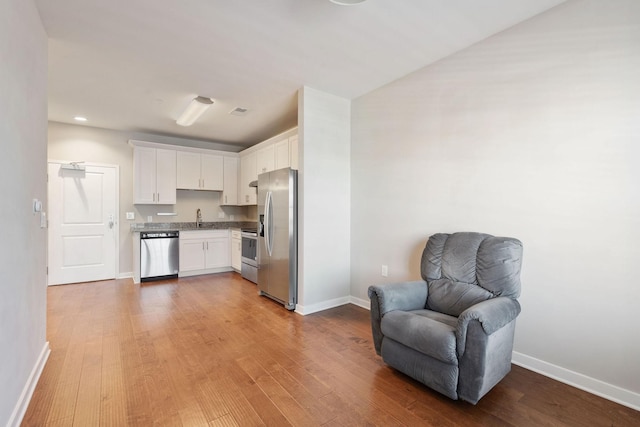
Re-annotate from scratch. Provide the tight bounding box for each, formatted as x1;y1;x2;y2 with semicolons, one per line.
289;135;299;170
256;144;275;175
133;146;176;204
237;128;298;206
177;151;223;191
130;131;295;207
274;138;290;170
239;151;257;206
221;156;238;206
130;140;239;205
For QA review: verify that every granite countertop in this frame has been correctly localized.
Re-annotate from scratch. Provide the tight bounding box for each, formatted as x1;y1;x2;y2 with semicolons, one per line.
131;221;257;233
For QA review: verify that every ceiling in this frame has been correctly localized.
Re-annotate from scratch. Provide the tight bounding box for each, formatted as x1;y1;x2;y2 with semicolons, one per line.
35;0;565;148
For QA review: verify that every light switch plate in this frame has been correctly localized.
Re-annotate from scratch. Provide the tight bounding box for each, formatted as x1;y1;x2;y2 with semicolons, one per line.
126;212;135;220
218;211;225;219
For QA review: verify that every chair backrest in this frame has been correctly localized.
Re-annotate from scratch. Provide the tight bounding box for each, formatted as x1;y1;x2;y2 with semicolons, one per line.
420;232;523;316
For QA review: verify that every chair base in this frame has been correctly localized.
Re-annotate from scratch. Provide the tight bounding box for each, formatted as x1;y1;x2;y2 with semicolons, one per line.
381;337;459;400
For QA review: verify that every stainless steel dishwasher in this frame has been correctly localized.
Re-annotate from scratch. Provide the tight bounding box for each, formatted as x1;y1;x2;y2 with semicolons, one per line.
140;230;179;281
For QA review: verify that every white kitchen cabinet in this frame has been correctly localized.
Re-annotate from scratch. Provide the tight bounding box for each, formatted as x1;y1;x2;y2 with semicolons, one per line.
274;139;289;170
239;151;257;205
289;135;299;170
221;156;238;206
201;154;224;190
237;128;298;205
230;229;241;271
179;239;208;272
176;151;200;190
256;144;275;175
205;237;230;269
179;230;231;276
177;151;223;191
133;146;176;204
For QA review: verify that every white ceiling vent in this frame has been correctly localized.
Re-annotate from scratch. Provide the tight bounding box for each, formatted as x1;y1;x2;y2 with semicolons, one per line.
229;107;248;116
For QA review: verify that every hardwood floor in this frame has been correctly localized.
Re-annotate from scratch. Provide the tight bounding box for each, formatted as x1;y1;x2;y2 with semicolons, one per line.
23;273;639;426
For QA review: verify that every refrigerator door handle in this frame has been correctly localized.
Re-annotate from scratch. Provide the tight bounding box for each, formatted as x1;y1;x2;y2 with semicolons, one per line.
264;191;274;257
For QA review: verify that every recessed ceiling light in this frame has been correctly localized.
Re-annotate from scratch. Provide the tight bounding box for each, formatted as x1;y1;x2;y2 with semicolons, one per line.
329;0;367;5
74;116;87;122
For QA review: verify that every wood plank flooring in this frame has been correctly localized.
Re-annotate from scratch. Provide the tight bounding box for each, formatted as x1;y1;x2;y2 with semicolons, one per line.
22;273;640;426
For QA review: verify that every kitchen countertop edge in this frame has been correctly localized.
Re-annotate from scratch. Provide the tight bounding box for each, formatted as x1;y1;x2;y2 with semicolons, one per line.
131;221;256;233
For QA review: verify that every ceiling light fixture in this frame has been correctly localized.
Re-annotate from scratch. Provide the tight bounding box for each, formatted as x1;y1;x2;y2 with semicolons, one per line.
329;0;367;5
176;96;214;126
229;107;248;117
73;116;87;122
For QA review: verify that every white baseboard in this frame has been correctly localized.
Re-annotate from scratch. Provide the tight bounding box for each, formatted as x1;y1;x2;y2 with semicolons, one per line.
295;296;352;315
512;351;640;411
349;296;370;310
117;271;133;279
7;341;50;427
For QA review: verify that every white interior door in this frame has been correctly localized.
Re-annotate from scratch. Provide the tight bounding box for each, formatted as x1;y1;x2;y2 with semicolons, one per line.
48;162;118;285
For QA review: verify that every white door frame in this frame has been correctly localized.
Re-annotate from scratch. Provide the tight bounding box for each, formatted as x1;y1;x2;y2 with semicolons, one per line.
47;160;120;284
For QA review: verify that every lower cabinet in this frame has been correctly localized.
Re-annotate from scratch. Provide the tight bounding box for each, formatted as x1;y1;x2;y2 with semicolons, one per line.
179;230;231;277
230;229;241;271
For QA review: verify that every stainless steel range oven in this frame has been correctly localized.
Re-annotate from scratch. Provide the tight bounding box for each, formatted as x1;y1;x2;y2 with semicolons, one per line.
241;228;258;283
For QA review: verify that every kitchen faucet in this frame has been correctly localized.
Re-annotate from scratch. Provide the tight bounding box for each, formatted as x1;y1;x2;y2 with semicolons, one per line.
196;208;202;228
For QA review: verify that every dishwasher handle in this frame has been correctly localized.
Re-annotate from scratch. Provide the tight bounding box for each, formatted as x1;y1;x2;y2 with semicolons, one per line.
140;231;180;239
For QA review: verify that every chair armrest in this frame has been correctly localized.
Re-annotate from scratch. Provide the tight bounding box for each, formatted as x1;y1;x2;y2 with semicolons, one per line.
368;280;428;316
456;297;521;356
368;281;428;355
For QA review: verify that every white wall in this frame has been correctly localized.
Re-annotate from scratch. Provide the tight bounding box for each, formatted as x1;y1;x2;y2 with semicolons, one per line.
47;122;252;276
351;0;640;408
298;87;351;314
0;0;49;425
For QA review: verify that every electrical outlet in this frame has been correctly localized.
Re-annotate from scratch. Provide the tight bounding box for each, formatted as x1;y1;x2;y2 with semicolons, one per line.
230;214;235;221
126;212;135;220
381;265;388;277
218;211;225;219
147;216;153;222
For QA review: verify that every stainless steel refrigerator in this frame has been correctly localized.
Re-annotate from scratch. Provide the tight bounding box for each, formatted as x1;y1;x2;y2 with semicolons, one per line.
257;168;297;310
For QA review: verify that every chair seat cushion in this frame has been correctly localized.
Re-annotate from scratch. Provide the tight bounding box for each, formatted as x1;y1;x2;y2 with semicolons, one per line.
381;310;458;364
410;309;458;328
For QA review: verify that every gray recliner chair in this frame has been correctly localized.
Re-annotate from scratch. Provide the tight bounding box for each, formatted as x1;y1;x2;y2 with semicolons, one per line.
368;232;523;404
